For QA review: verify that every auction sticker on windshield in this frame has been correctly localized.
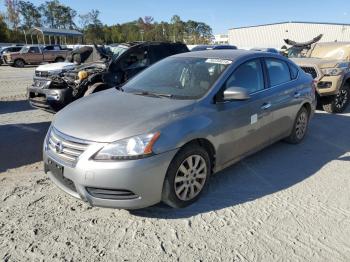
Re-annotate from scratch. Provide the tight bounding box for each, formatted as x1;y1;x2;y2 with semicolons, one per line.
205;58;232;65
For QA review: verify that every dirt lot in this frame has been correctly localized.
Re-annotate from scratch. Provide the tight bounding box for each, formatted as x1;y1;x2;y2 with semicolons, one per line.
0;65;350;262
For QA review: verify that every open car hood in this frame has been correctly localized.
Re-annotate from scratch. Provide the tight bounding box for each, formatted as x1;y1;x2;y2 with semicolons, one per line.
291;58;340;68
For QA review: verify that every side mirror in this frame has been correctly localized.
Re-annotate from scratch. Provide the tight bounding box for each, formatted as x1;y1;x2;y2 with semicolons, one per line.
223;87;250;101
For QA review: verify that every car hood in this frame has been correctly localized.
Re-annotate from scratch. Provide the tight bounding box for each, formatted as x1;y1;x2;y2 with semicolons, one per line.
291;58;340;68
53;89;195;142
36;62;76;72
76;61;106;70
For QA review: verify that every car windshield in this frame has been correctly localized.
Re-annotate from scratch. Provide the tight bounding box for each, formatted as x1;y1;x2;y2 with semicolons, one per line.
287;47;309;58
308;44;350;60
20;46;30;53
111;45;128;59
123;57;231;99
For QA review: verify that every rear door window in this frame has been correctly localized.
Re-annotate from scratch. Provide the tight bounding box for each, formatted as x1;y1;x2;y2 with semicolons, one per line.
265;58;291;86
29;47;41;53
44;46;54;51
225;59;264;94
120;46;150;70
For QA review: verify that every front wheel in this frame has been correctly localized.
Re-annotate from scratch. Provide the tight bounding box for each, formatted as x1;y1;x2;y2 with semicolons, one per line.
14;59;25;68
162;144;211;208
285;106;309;144
322;84;350;113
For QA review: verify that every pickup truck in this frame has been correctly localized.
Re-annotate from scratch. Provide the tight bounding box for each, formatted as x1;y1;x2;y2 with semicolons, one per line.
2;45;70;67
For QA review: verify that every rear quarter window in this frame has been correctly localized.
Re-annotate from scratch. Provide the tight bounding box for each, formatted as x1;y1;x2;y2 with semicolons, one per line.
266;58;291;86
289;63;299;79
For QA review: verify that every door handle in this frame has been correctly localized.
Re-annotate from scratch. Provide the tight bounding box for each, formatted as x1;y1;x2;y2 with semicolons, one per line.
261;102;271;110
294;92;301;98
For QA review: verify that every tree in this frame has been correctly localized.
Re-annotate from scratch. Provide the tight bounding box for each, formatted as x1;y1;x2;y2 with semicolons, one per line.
0;13;10;41
79;10;103;43
39;0;77;29
4;0;20;30
79;9;102;29
170;15;185;42
18;1;41;29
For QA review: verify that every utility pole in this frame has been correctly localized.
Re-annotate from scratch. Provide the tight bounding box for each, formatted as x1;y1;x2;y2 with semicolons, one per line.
140;29;144;41
23;30;27;44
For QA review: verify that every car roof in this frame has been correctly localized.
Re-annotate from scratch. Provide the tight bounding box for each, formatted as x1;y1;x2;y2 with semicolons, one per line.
172;49;282;61
122;41;185;47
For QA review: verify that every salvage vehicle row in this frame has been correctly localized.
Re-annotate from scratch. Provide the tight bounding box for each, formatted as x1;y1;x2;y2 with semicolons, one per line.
28;42;189;112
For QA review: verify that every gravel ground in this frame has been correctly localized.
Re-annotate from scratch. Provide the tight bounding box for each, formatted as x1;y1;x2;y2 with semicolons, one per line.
0;65;350;262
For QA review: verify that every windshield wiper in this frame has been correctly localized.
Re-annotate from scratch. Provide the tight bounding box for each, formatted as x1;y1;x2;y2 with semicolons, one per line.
132;91;173;98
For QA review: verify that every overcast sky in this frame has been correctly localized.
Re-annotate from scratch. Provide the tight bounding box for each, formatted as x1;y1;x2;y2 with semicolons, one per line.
1;0;350;34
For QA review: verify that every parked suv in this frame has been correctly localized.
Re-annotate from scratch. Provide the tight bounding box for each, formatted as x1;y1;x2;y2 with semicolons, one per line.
292;42;350;113
3;45;70;67
44;50;315;209
0;46;23;65
28;42;189;112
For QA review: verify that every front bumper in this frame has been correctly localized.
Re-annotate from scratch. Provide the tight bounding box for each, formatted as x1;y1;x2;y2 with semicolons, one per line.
2;56;13;65
316;75;342;96
28;81;73;112
43;138;177;209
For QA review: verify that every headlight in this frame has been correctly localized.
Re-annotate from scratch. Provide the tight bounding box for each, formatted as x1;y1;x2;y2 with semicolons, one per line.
93;132;160;160
321;64;349;76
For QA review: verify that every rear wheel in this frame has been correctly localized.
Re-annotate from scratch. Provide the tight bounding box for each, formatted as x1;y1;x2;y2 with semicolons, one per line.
322;84;350;113
285;106;309;144
14;59;25;68
84;82;108;96
162;144;211;208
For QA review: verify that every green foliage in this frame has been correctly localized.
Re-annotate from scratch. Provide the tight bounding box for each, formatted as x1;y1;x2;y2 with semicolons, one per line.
18;1;41;29
39;0;77;29
0;14;10;41
4;0;20;30
1;1;213;45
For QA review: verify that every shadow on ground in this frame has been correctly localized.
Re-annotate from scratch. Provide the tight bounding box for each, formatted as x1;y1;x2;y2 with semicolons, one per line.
0;121;51;172
0;100;35;114
131;111;350;218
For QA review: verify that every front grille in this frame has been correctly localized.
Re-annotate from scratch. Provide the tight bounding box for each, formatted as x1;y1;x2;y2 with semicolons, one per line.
300;66;318;79
86;187;139;200
29;93;48;106
33;79;49;88
47;127;90;166
35;70;49;77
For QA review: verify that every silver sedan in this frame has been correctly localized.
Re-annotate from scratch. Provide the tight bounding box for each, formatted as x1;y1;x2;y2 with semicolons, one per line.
44;50;316;209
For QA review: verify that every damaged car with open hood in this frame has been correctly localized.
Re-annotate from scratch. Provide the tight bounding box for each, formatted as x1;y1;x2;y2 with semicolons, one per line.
28;42;189;112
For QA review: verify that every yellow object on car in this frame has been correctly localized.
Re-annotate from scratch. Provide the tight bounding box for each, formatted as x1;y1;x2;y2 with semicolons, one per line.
78;70;88;81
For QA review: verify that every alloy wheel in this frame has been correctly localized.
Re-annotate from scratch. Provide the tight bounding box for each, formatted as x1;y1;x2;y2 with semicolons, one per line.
295;111;308;140
335;89;348;109
174;155;207;201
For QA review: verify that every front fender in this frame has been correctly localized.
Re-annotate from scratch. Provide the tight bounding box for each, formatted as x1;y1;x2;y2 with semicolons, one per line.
341;72;350;87
152;110;216;154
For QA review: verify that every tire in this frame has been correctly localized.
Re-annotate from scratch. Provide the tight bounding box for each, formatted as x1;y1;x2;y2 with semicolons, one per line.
84;82;108;96
285;106;309;144
14;59;25;68
321;84;350;113
55;57;65;63
162;143;211;208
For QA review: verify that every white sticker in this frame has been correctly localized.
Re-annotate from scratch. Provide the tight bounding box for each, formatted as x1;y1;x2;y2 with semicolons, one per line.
205;58;232;65
251;114;258;124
